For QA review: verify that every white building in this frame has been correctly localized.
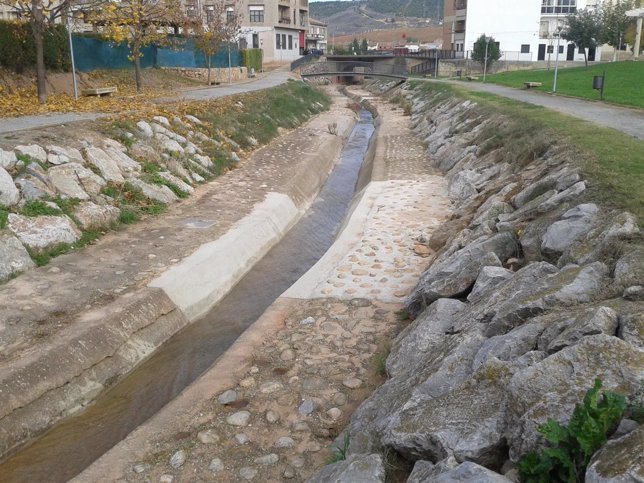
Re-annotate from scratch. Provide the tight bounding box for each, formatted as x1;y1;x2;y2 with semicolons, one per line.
443;0;602;62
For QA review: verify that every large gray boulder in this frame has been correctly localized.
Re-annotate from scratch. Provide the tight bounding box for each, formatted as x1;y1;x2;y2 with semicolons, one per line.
158;172;193;194
506;334;644;461
448;169;478;200
73;202;120;230
127;179;178;204
105;147;141;178
539;306;619;354
484;262;609;337
541;204;599;260
8;213;81;250
0;234;35;281
406;232;518;316
307;454;385;483
473;321;546;370
0;149;17;170
467;266;513;303
83;147;125;184
15;144;47;163
432;462;513;483
48;163;106;199
585;425;644;482
0;166;20;206
614;246;644;289
45;145;84;165
382;359;511;466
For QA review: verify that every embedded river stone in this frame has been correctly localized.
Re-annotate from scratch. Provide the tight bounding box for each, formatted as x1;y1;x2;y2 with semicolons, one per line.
73;202;121;230
307;454;385;483
0;166;20;206
84;147;125;184
48;162;106;199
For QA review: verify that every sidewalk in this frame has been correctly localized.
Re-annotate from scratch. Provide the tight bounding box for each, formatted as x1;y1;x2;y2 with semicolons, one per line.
74;88;452;483
446;80;644;140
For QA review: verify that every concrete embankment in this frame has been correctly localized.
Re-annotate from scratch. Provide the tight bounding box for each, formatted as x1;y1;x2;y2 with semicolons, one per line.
73;88;452;482
0;88;357;461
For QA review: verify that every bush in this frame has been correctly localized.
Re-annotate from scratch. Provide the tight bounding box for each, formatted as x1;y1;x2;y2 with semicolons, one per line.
0;20;70;73
518;379;626;483
241;48;262;72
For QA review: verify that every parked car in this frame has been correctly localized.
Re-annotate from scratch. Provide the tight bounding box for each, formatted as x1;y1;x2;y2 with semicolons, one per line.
305;49;324;56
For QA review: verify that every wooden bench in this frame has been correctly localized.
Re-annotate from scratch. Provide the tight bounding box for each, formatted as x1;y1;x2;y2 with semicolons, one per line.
81;86;118;97
523;81;543;89
465;75;478;81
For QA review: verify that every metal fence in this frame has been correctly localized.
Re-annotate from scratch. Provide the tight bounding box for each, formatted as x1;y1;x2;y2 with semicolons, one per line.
300;61;408;79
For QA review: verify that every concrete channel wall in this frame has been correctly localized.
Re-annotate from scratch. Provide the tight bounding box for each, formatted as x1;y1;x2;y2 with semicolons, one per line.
0;103;357;460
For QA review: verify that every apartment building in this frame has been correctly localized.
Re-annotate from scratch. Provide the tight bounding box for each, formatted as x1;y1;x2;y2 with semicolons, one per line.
234;0;309;62
443;0;601;62
306;17;327;53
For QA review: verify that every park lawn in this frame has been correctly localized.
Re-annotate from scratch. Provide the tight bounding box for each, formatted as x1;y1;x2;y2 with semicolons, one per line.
410;81;644;222
483;61;644;109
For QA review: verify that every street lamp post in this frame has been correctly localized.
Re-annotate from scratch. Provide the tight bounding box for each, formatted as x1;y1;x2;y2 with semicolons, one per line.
552;26;562;93
483;36;491;82
67;12;78;100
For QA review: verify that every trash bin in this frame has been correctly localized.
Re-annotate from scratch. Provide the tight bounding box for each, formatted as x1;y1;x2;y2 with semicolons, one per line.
593;75;604;90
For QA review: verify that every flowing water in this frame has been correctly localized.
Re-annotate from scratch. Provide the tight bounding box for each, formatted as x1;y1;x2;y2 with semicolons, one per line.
0;110;375;483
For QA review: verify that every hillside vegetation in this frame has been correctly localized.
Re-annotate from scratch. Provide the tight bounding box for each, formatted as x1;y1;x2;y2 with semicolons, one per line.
310;0;443;22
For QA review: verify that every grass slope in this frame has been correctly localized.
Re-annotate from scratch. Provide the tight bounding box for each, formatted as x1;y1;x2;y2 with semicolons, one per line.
485;62;644;109
410;81;644;222
310;0;442;21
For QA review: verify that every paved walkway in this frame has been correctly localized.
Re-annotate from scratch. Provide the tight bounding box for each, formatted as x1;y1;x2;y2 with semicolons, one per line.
0;69;294;134
447;80;644;141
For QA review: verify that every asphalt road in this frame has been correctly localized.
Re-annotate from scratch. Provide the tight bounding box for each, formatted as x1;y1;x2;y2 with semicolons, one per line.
0;69;294;134
448;80;644;141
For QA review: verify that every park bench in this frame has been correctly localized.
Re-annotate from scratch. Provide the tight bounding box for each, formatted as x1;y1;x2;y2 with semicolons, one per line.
81;86;118;97
466;75;478;81
523;81;543;89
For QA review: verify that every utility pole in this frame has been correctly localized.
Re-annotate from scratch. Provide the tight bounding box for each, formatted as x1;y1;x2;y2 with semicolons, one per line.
67;11;78;100
553;27;562;93
483;36;490;81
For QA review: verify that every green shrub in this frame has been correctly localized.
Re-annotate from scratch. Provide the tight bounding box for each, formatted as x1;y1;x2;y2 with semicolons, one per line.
518;379;626;483
0;206;8;229
241;48;263;72
0;20;70;73
21;200;61;217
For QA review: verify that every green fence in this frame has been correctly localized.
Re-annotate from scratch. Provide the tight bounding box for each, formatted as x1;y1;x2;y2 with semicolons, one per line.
72;36;242;72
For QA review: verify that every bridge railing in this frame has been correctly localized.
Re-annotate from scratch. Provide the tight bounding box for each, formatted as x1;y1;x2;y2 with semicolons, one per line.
300;61;408;78
290;53;318;71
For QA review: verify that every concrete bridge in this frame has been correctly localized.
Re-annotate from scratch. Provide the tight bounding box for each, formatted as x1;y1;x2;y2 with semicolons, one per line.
299;60;409;81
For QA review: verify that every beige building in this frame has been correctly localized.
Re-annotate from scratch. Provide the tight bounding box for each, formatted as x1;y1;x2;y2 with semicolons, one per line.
234;0;309;63
306;17;326;53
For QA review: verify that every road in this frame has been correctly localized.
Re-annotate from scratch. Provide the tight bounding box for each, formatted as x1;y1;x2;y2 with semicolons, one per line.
447;80;644;141
0;69;294;134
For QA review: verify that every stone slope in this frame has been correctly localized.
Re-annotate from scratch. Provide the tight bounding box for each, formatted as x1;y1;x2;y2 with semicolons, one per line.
311;83;643;482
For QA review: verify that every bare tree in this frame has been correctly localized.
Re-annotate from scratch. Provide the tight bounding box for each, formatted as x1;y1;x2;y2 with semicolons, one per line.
184;0;240;85
91;0;183;91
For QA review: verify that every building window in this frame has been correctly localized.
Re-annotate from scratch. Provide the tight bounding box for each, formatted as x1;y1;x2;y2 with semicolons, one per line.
288;35;293;49
521;44;530;54
226;7;235;23
276;33;281;49
249;5;264;23
282;34;287;50
541;0;577;14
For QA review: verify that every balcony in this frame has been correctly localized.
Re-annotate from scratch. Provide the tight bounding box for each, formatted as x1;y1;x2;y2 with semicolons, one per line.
279;17;291;24
454;20;466;34
454;0;466;9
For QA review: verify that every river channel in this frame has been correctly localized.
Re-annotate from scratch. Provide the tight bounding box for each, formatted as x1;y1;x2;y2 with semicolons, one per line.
0;109;376;482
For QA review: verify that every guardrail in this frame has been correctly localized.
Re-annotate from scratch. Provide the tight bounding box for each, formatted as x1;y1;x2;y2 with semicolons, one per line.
300;61;408;79
290;53;318;71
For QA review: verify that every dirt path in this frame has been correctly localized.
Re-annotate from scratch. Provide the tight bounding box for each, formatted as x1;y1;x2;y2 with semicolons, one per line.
74;88;452;483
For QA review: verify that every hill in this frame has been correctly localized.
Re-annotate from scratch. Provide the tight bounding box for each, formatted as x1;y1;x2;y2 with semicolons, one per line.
310;0;443;37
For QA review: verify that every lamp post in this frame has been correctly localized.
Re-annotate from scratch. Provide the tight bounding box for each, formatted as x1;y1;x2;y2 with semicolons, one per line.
552;26;562;93
483;35;491;82
66;11;78;100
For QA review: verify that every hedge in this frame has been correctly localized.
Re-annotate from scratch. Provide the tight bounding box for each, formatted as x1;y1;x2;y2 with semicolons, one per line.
242;48;263;72
0;20;71;73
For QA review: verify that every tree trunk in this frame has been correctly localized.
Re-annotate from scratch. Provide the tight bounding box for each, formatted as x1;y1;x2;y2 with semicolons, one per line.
207;56;211;85
583;48;588;68
134;46;142;92
31;2;47;104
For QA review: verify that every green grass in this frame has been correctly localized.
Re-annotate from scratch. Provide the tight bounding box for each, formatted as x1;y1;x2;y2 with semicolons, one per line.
21;200;62;217
27;230;101;266
410;81;644;222
484;61;644;109
0;206;8;229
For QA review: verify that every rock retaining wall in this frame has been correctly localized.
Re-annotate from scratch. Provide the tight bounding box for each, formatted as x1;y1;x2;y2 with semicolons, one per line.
310;83;644;481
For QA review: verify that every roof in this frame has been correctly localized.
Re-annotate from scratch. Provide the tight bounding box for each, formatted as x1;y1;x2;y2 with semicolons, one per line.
309;17;327;27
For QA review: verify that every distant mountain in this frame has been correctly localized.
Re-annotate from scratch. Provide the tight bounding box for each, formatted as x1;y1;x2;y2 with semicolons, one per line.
310;0;443;37
310;0;443;22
